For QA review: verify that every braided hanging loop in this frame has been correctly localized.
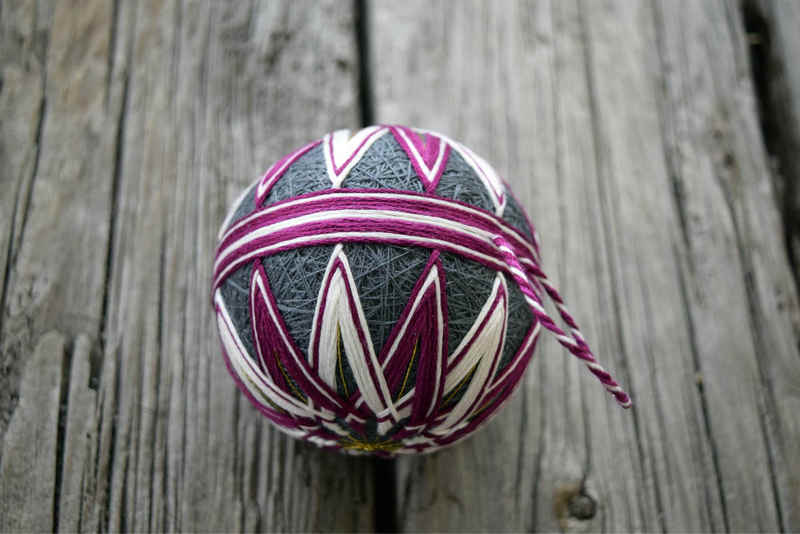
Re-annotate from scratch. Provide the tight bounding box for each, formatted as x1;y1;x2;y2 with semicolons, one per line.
212;126;631;455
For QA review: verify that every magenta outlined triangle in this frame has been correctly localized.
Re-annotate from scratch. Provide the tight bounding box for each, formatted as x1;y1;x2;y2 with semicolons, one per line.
433;273;508;431
249;260;349;418
323;126;388;187
389;125;451;192
377;251;448;427
308;244;396;422
255;140;321;206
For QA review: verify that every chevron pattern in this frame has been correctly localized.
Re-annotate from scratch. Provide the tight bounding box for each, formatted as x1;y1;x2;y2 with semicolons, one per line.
389;125;451;192
323;126;389;187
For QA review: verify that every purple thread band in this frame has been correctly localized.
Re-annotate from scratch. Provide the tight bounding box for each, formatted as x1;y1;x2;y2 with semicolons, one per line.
213;191;540;295
219;189;539;261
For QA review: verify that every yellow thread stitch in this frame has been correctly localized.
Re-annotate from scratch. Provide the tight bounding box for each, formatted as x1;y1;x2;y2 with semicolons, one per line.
443;364;478;406
339;435;401;453
244;374;287;414
469;394;498;420
337;324;349;397
397;337;419;399
274;349;306;401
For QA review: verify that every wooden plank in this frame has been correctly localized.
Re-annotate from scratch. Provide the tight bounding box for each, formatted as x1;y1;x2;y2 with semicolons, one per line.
651;2;799;528
371;0;800;531
100;2;373;531
0;1;374;532
0;332;66;532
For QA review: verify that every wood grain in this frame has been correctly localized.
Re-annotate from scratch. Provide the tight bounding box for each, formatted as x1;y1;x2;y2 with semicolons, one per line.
371;0;800;531
0;1;373;532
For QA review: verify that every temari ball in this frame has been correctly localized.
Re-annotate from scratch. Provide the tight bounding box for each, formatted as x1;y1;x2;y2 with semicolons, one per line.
212;125;630;455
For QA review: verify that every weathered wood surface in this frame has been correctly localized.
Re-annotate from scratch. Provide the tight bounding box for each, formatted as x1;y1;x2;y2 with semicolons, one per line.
372;0;800;531
1;0;799;532
1;1;373;532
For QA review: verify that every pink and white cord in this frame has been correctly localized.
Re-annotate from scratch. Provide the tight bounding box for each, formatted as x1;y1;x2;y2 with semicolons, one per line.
493;236;631;408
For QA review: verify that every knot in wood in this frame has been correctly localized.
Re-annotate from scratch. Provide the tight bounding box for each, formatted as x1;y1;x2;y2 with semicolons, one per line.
567;492;597;520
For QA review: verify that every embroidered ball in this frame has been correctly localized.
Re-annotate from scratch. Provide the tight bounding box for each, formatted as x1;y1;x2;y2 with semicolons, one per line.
212;126;629;455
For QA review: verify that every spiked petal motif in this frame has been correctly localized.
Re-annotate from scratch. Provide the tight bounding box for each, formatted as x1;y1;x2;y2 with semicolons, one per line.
309;245;394;420
216;292;326;428
249;261;343;415
426;130;507;215
255;140;321;206
323;126;388;187
373;251;448;429
435;274;508;431
389;125;450;192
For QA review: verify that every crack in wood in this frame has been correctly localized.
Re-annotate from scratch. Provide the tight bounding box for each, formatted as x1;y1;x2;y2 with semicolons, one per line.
148;228;167;532
529;367;545;531
355;0;374;127
512;385;528;519
53;336;74;533
373;457;397;533
99;10;131;359
732;234;787;532
104;0;120;110
98;5;138;530
705;30;787;525
671;240;730;533
741;1;800;299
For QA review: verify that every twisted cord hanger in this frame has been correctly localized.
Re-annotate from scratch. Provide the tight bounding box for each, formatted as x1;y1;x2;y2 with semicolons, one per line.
493;235;632;408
